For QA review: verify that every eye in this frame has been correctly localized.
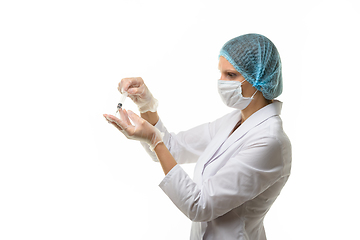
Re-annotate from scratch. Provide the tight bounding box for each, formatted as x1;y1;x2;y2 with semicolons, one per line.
228;72;237;77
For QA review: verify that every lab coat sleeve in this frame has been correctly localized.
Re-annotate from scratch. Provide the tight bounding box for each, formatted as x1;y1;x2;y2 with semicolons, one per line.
159;136;285;222
141;113;230;164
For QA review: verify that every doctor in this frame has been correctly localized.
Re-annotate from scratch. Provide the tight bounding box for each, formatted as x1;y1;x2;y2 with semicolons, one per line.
104;33;292;240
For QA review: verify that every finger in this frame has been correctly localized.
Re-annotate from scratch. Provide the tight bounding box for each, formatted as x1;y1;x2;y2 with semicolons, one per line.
118;81;129;93
118;79;131;93
110;120;124;132
104;114;125;129
126;110;144;125
123;109;129;120
119;109;132;126
119;77;142;93
103;114;122;130
104;113;116;122
103;115;112;124
127;84;146;96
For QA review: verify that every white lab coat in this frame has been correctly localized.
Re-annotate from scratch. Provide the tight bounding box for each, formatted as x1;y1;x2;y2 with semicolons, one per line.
142;100;291;240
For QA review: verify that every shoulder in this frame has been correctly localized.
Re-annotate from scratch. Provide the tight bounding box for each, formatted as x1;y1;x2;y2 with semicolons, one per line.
250;115;291;148
243;116;291;160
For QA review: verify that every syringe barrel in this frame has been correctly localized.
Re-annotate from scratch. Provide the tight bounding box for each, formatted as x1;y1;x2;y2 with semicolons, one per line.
119;92;128;104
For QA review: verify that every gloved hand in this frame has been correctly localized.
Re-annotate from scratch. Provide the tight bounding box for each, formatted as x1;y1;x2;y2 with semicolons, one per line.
103;109;163;151
118;77;158;113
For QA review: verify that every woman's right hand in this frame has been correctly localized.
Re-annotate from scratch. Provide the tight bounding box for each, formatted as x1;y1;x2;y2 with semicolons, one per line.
118;77;158;113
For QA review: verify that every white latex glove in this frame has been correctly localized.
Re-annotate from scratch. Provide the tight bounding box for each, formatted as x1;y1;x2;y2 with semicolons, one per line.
103;109;163;151
118;77;158;113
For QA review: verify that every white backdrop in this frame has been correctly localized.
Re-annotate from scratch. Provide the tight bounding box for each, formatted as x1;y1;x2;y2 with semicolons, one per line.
1;0;359;239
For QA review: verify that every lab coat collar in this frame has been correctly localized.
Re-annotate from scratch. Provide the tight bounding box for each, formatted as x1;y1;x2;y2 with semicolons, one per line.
199;100;283;175
225;100;282;146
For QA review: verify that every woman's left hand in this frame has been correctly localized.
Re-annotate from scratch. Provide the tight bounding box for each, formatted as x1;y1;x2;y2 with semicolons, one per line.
103;109;163;151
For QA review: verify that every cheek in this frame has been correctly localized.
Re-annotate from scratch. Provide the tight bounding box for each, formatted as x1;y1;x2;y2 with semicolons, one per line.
241;84;257;97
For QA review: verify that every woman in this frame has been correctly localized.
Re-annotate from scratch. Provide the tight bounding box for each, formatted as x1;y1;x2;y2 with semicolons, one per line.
104;33;291;240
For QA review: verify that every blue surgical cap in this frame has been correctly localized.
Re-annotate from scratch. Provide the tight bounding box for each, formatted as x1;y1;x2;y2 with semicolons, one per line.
219;33;282;100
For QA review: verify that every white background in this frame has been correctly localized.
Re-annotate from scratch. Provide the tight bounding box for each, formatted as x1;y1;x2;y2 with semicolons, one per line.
1;0;359;239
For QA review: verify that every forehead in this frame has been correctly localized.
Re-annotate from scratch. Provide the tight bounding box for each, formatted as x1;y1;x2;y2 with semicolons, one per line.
218;56;236;70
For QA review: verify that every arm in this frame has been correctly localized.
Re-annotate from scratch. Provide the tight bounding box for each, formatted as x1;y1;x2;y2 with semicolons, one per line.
159;137;286;222
139;111;214;164
118;77;230;164
103;110;287;222
141;111;159;126
104;109;177;175
153;142;177;175
142;111;236;164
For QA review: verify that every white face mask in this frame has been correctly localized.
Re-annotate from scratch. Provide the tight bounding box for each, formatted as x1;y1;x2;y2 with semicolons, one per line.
218;79;258;110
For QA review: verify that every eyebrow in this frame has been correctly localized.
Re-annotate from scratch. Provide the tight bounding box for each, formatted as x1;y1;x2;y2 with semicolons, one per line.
218;63;237;72
219;68;238;73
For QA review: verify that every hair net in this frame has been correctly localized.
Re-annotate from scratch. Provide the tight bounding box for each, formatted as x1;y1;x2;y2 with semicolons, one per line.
219;33;282;100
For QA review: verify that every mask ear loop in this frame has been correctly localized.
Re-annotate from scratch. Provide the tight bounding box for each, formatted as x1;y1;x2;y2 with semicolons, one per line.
250;89;258;98
240;80;258;98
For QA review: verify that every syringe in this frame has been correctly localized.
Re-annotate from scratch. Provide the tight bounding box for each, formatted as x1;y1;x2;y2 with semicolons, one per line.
115;92;128;117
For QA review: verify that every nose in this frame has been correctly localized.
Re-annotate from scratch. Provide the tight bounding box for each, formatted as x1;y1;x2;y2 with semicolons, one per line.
219;73;227;81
